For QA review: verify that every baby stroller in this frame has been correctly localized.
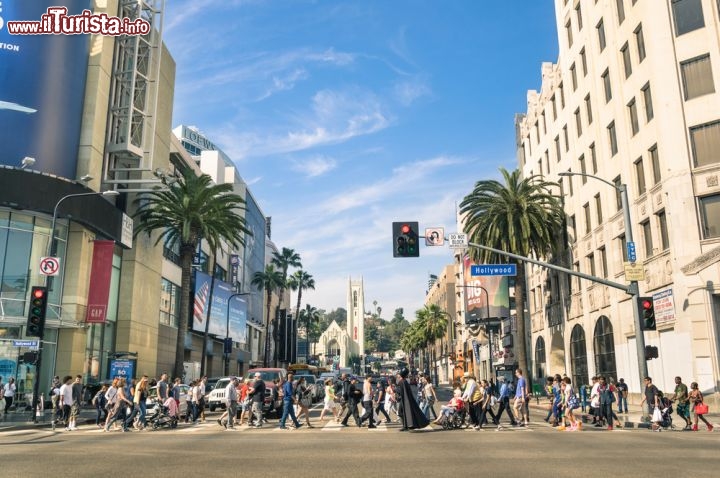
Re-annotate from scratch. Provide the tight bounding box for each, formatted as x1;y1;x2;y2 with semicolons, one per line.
657;397;674;430
147;398;178;430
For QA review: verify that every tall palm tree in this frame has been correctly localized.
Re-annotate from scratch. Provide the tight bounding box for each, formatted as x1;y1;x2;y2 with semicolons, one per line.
416;304;449;382
400;320;425;372
271;248;301;364
133;169;250;379
459;167;563;378
288;270;315;331
251;264;283;367
299;303;320;363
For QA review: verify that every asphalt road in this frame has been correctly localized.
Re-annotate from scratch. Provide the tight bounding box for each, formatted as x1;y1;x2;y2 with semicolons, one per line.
1;408;718;478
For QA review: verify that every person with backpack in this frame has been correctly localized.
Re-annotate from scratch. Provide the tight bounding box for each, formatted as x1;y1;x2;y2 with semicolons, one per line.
93;384;108;426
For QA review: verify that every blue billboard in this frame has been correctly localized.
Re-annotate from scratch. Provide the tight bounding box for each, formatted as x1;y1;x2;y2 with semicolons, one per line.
0;0;90;179
243;192;266;327
193;271;248;344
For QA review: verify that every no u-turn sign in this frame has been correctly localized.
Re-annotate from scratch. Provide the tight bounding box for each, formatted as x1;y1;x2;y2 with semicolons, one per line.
39;256;60;276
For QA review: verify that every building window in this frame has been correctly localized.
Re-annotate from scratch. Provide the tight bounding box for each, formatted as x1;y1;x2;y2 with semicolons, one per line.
597;19;606;51
635;157;646;195
628;98;639;136
681;54;715;100
576;3;583;30
595;193;603;224
602;69;612;102
613;176;623;211
538;159;543;177
700;194;720;238
618;234;628;262
641;219;653;257
568;170;575;196
621;42;632;78
571;63;578;91
690;120;720;168
579;154;587;182
541;111;547;134
593;316;617;382
535;337;547;380
527;136;532;157
559;82;566;108
160;278;181;328
649;144;661;184
635;24;646;62
587;252;596;276
555;136;561;162
599;246;608;278
575;108;582;137
569;214;577;242
570;325;589;388
641;83;654;121
551;95;557;120
566;20;573;48
608;121;618;156
580;48;588;76
585;94;593;124
590;143;597;173
563;125;569;152
672;0;705;36
535;122;540;144
657;210;670;250
584;203;592;234
616;0;626;24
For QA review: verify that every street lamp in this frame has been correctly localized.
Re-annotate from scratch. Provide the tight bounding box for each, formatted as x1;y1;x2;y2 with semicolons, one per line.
558;171;648;393
32;189;119;422
225;292;251;376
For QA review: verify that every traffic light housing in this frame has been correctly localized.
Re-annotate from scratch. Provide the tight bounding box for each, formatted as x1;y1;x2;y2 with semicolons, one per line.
644;345;659;360
392;222;420;257
637;296;656;331
26;286;48;338
223;337;233;354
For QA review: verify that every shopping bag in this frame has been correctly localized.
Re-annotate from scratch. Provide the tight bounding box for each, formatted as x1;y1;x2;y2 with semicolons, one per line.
695;403;709;415
651;407;662;422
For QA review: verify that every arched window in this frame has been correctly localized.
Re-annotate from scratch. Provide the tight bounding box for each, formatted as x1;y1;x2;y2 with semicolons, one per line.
570;324;589;387
593;315;617;381
535;336;546;379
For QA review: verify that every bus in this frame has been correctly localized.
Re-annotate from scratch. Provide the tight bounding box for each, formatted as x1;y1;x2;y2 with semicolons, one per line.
288;364;318;377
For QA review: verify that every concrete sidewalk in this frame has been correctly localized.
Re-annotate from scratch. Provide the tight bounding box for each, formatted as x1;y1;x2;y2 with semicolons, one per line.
527;398;719;429
0;407;98;432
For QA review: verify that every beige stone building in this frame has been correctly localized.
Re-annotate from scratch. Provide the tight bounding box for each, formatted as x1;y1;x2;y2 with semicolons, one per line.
423;265;457;383
516;0;720;401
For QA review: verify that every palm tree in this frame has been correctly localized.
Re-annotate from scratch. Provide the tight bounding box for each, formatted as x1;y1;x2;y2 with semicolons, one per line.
298;303;320;363
459;167;563;377
133;169;250;379
251;264;284;367
400;320;425;372
416;304;449;382
271;248;301;364
288;270;315;332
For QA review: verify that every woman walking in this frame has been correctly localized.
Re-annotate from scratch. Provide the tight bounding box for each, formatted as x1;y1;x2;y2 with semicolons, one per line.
294;376;314;428
689;382;713;431
105;378;133;432
561;377;580;431
319;379;339;422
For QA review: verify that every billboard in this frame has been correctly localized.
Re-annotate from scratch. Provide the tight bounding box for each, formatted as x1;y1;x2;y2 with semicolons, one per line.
242;192;266;327
193;271;248;344
463;255;510;323
0;0;90;179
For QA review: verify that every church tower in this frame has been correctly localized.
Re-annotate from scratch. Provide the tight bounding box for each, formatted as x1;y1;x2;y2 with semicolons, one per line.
346;277;365;357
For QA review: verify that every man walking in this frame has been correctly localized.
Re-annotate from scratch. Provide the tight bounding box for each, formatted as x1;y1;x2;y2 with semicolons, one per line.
221;377;239;429
374;379;391;424
341;376;362;427
495;376;517;428
513;369;529;427
359;375;376;429
279;373;302;430
670;376;692;430
250;372;265;428
640;376;660;426
616;378;629;414
58;376;74;430
157;373;169;403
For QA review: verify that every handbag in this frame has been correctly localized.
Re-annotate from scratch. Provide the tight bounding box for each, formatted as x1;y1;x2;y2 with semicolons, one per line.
651;407;663;422
695;403;709;415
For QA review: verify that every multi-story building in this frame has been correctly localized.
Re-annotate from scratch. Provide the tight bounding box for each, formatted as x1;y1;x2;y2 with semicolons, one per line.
516;0;720;400
424;265;457;384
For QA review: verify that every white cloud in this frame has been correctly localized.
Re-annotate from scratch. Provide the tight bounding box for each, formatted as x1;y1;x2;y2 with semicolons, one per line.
394;79;431;106
292;156;338;178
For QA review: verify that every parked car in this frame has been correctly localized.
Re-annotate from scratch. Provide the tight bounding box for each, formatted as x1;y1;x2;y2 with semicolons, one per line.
206;377;233;412
318;372;338;384
146;384;189;417
247;368;287;416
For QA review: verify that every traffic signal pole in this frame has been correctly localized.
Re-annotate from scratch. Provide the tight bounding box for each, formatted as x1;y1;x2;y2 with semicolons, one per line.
467;238;648;400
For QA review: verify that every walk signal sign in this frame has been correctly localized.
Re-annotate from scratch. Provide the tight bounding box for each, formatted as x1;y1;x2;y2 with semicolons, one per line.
638;296;656;331
392;222;419;257
26;286;48;337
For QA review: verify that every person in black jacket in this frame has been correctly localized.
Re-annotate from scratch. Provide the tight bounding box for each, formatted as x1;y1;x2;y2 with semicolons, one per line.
340;376;362;427
395;368;429;431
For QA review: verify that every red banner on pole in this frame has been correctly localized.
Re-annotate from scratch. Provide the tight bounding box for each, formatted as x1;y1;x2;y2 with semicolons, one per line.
85;240;114;324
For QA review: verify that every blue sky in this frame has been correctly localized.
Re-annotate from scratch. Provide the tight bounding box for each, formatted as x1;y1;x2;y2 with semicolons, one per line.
163;0;559;319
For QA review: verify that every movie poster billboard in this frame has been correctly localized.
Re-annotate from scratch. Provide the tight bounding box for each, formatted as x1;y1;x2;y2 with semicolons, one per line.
193;271;248;344
242;192;266;327
463;255;510;324
0;0;90;179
